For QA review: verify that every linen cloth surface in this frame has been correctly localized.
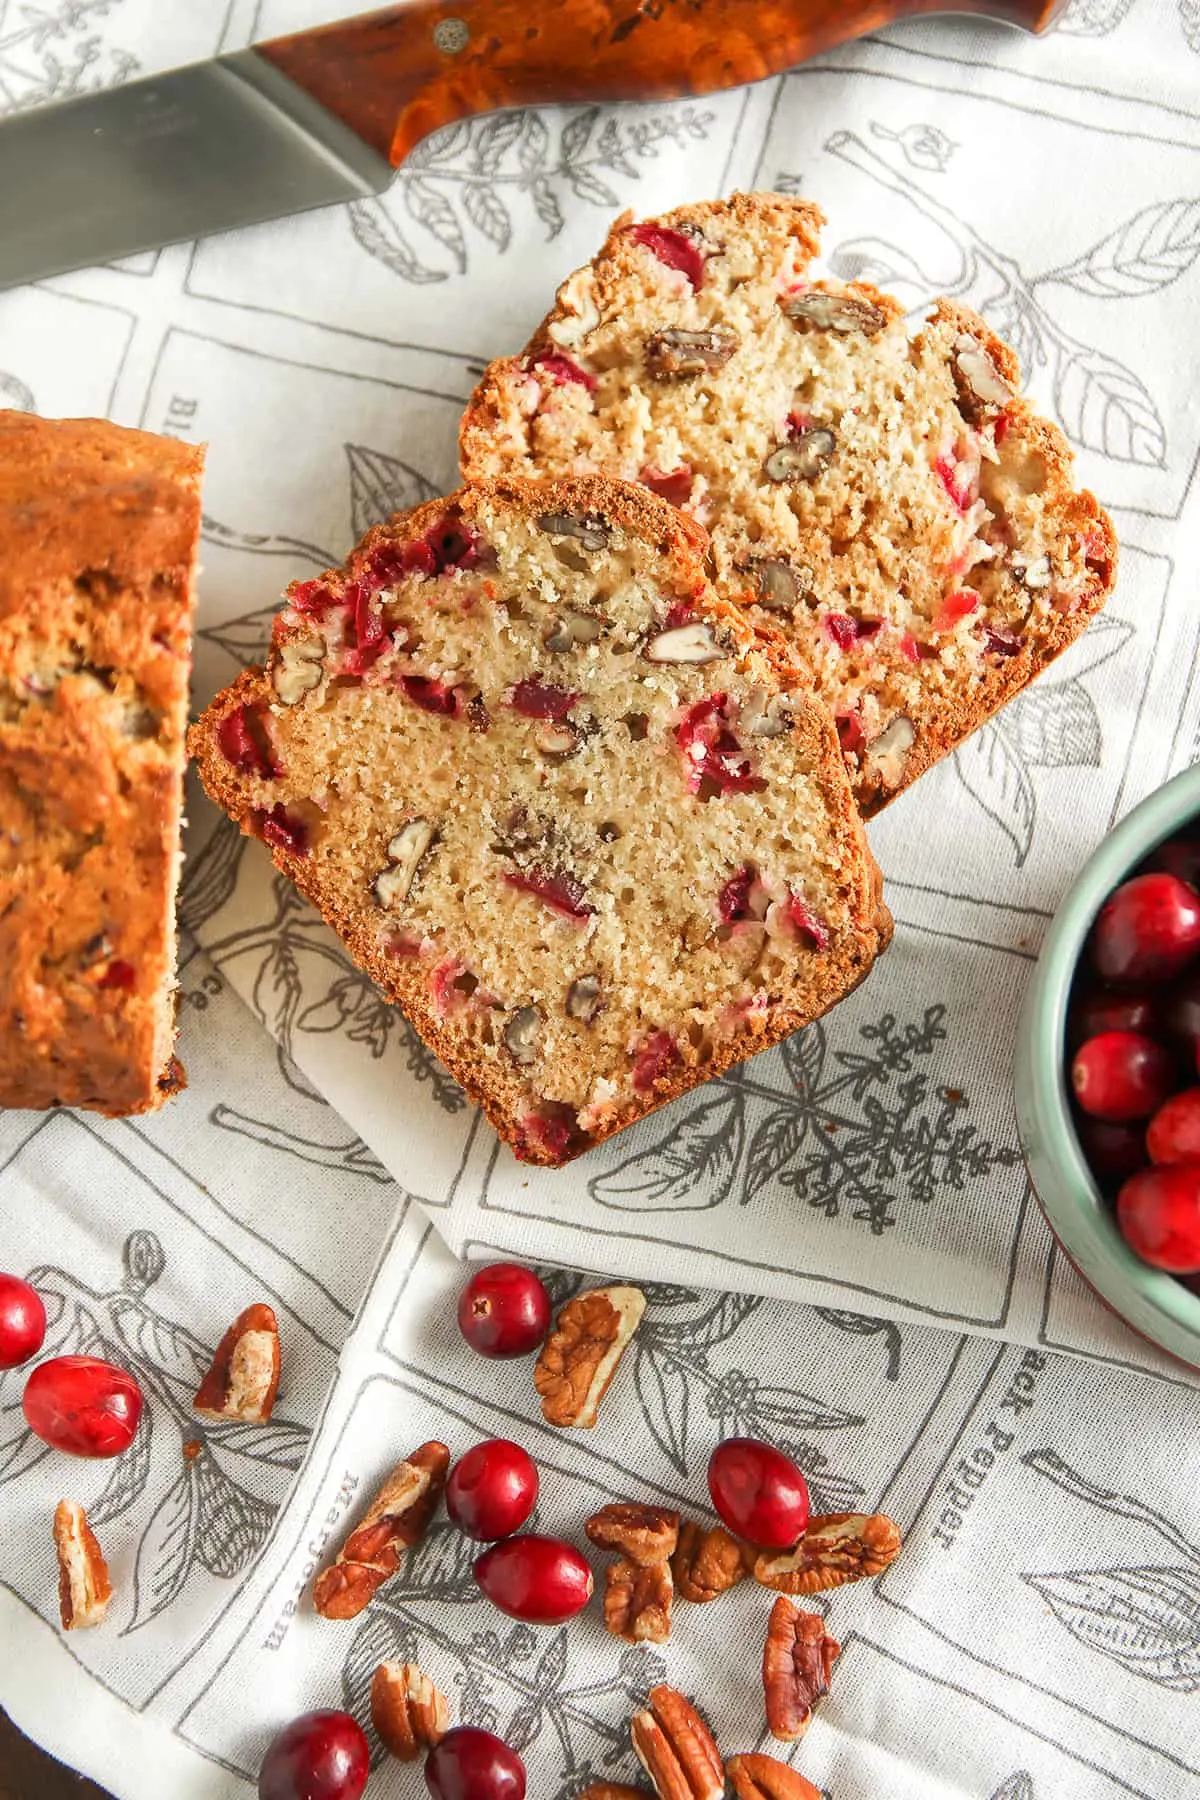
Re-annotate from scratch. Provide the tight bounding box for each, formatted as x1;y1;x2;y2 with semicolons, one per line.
0;0;1198;1794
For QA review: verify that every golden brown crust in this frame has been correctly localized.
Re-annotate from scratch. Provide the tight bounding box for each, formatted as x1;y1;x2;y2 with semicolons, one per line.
0;412;203;1113
191;472;891;1167
460;196;1118;817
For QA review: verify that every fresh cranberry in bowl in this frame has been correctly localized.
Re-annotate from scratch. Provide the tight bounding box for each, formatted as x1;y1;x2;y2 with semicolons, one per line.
446;1440;539;1542
457;1264;551;1359
1116;1165;1200;1273
1147;1089;1200;1165
707;1436;810;1549
258;1710;369;1800
1073;1117;1147;1185
1089;872;1200;987
1069;988;1157;1048
0;1273;45;1369
23;1356;142;1457
1145;833;1200;889
1070;1031;1174;1123
1017;765;1200;1368
425;1726;525;1800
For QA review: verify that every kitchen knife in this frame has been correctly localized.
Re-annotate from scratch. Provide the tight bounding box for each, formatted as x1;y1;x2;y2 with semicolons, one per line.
0;0;1065;293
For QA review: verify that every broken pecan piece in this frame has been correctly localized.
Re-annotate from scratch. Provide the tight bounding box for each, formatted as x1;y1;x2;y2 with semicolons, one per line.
753;1511;902;1594
671;1518;750;1602
53;1500;111;1631
763;1594;839;1742
313;1441;450;1619
727;1754;822;1800
534;1284;646;1428
586;1502;680;1566
370;1660;449;1760
631;1685;724;1800
605;1556;673;1644
193;1302;281;1423
645;326;738;378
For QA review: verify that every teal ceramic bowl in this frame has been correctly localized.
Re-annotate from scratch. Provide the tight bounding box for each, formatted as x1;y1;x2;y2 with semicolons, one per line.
1015;763;1200;1369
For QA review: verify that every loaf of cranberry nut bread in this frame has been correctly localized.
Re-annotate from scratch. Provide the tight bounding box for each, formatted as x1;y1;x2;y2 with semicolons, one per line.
190;474;890;1166
0;412;203;1114
460;193;1117;814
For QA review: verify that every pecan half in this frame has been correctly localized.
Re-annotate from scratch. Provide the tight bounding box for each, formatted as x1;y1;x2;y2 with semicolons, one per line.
671;1519;750;1602
586;1502;680;1566
763;1594;839;1742
193;1302;281;1423
370;1660;449;1760
53;1500;111;1631
753;1511;902;1594
631;1685;724;1800
727;1754;822;1800
313;1441;450;1619
534;1284;646;1428
605;1556;673;1644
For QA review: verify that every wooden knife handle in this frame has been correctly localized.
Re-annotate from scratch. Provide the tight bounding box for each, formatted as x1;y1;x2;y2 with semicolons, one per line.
258;0;1066;168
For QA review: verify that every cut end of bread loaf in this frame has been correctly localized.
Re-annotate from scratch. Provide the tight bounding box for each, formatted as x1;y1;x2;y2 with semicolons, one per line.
0;411;203;1115
191;474;890;1166
460;193;1118;814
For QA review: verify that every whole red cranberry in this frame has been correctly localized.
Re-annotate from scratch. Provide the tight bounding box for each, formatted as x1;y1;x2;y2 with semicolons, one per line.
473;1534;593;1624
0;1274;46;1369
258;1710;368;1800
425;1727;526;1800
707;1437;810;1550
1089;873;1200;987
1116;1164;1200;1273
23;1356;142;1458
1070;1031;1175;1122
1147;1088;1200;1165
1069;989;1157;1049
457;1264;551;1359
446;1440;538;1542
1145;834;1200;889
1074;1116;1148;1184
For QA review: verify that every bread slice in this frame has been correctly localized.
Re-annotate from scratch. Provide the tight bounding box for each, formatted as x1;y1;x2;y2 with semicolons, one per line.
190;474;890;1166
460;193;1117;814
0;412;203;1115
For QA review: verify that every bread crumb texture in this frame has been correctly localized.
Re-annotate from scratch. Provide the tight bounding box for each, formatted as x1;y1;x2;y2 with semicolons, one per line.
460;193;1117;812
0;411;202;1114
191;474;890;1165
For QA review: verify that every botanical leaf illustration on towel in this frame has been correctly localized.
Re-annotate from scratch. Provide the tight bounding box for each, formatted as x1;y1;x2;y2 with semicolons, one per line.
1020;1447;1200;1689
340;1570;667;1789
869;121;958;174
0;1232;309;1633
990;1777;1035;1800
0;371;34;411
629;1283;865;1506
0;0;137;115
953;614;1135;866
347;103;715;285
820;132;1194;468
1054;0;1140;33
200;872;467;1114
592;1006;1021;1236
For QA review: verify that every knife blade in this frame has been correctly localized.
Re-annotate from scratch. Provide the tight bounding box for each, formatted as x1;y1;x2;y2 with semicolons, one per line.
0;0;1066;294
